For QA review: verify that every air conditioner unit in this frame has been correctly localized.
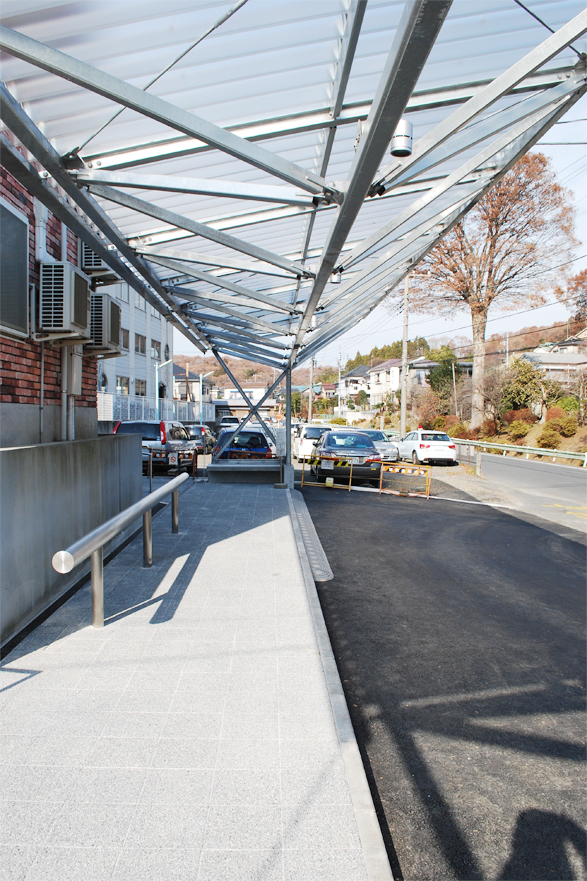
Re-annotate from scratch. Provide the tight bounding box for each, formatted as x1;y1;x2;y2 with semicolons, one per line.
39;262;91;339
86;292;121;357
80;243;111;274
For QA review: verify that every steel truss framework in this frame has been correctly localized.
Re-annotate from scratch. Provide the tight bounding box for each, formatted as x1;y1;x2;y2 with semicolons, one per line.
1;0;586;387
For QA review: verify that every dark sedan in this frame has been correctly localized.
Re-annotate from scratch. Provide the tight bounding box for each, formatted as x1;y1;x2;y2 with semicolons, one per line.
311;430;382;484
212;427;273;459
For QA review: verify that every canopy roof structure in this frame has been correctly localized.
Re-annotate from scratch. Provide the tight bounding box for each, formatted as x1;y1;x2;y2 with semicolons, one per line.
1;0;586;373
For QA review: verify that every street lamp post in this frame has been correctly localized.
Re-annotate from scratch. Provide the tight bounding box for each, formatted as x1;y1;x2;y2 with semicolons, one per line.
200;370;214;423
155;358;173;421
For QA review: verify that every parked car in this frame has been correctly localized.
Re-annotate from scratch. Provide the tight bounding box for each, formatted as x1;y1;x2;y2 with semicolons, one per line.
311;430;381;484
184;423;216;453
113;420;197;472
293;424;329;461
397;429;457;465
212;426;274;459
360;429;399;462
382;428;400;440
219;416;240;430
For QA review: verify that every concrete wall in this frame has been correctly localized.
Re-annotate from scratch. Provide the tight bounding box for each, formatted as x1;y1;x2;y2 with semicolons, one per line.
0;433;141;648
0;402;98;447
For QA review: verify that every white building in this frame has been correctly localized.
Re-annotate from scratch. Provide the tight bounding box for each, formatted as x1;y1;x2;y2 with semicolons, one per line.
96;281;174;424
368;358;402;405
336;365;371;402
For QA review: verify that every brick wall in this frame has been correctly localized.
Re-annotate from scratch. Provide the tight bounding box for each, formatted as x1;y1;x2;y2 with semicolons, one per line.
0;162;97;411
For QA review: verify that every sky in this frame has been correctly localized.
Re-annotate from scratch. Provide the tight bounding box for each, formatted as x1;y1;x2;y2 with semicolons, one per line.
174;96;587;368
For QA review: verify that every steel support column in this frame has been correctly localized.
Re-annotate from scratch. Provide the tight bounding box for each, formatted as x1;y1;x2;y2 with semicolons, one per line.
285;369;292;467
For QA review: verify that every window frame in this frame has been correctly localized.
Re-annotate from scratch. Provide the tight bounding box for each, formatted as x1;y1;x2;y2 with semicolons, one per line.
135;379;147;396
150;339;161;360
121;328;129;350
0;197;30;339
135;333;146;355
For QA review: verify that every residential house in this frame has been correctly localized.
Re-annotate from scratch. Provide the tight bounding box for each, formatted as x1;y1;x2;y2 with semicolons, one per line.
336;365;371;403
368;358;402;405
408;357;473;390
321;382;337;399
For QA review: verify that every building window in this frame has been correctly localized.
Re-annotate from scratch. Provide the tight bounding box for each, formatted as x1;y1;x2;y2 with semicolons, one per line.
116;284;129;303
135;291;146;310
151;339;161;360
150;303;160;319
116;376;129;395
135;379;147;396
121;328;129;350
0;198;29;338
135;333;146;355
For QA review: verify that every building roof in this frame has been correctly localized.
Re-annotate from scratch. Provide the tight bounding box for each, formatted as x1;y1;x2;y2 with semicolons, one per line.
368;358;403;373
1;3;584;370
173;364;212;381
342;364;371;379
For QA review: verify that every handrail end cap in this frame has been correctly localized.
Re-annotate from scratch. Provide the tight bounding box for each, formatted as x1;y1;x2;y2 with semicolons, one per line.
52;550;74;574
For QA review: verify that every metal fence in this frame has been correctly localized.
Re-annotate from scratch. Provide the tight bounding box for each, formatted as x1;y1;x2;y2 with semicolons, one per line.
454;439;587;466
97;393;214;424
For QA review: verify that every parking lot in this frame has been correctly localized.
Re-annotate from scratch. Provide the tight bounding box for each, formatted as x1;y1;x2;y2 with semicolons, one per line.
301;485;586;881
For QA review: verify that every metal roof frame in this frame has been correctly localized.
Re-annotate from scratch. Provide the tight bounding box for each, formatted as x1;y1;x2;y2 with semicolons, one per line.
1;1;585;372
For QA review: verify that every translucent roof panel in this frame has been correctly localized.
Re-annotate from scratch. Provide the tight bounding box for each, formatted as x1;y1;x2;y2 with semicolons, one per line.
1;0;585;367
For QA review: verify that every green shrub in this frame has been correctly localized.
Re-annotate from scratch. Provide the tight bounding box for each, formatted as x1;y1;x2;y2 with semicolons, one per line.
536;429;561;449
446;422;469;439
432;416;446;430
557;396;580;413
329;417;347;425
509;420;530;440
545;418;562;434
546;406;565;420
559;416;578;437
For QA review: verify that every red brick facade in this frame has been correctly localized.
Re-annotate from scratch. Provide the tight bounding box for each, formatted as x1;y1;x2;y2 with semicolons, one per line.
0;162;97;411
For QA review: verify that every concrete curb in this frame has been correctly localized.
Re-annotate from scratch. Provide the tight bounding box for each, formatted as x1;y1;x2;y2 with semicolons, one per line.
286;489;394;881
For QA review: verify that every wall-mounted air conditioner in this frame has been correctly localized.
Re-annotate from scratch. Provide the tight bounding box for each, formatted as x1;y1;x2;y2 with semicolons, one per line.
86;292;121;357
38;262;91;339
80;243;120;284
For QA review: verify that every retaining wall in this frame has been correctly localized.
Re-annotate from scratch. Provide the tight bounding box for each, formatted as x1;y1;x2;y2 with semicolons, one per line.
0;433;141;647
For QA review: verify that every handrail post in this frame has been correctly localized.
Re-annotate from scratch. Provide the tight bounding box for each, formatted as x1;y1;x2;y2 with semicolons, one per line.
172;489;179;534
91;547;104;628
143;509;152;567
149;449;153;494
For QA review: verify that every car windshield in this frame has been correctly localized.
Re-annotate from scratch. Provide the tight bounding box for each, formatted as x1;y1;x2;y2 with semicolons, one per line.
327;432;375;449
116;422;160;440
304;427;326;439
232;432;268;448
421;432;451;442
364;430;386;441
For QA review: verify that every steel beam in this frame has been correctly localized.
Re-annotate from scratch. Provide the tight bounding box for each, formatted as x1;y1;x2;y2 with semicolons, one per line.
168;284;292;317
213;353;279;450
203;328;288;352
87;183;310;278
173;293;285;335
291;0;452;363
0;24;338;199
135;246;297;279
144;255;296;313
82;69;572;170
71;169;316;206
0;83;209;352
372;9;587;194
209;342;284;368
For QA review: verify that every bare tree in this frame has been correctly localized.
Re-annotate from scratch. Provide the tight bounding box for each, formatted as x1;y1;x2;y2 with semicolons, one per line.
393;153;576;427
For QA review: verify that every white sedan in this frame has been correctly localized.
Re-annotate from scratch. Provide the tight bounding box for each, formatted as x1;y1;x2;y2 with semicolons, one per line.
397;429;458;465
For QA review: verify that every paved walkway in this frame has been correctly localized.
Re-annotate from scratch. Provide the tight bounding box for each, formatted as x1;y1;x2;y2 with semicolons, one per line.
1;483;390;881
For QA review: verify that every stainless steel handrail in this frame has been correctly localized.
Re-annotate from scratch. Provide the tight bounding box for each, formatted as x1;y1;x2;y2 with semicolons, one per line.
52;472;189;627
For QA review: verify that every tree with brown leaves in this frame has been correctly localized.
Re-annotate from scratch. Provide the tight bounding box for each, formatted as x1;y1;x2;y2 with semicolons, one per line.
396;153;576;427
555;268;587;325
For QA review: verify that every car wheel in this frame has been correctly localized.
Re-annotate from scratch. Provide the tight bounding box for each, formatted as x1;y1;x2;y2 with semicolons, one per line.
412;451;420;465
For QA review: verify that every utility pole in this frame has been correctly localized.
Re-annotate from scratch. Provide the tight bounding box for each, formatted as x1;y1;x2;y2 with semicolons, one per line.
452;361;458;420
337;349;342;418
308;358;314;424
400;275;409;437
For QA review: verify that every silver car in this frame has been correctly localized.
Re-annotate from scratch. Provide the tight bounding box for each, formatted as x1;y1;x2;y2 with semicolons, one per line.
361;429;400;462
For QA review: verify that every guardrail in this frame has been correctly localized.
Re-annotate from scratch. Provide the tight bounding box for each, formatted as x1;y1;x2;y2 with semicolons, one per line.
52;473;189;628
454;439;587;466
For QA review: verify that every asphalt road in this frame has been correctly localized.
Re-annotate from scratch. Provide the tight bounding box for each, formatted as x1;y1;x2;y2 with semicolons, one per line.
302;486;586;881
479;456;587;506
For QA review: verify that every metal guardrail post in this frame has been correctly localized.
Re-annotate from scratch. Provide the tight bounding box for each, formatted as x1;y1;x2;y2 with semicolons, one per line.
149;449;153;494
143;510;152;568
172;489;179;534
91;547;104;628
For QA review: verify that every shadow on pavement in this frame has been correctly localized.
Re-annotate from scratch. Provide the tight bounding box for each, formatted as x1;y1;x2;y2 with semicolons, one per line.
302;486;586;881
